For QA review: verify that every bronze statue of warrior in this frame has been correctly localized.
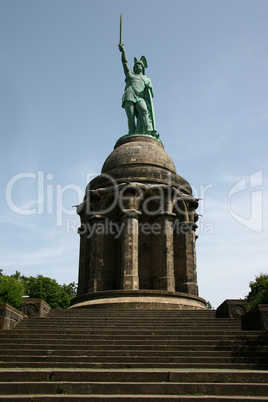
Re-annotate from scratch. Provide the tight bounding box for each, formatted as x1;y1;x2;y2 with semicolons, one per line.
118;14;156;135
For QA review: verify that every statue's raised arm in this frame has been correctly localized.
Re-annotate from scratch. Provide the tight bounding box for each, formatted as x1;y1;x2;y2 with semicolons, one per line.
118;15;157;136
119;44;130;77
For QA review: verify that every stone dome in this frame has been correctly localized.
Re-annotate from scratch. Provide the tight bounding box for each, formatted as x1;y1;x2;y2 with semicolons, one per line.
89;136;192;194
102;136;177;174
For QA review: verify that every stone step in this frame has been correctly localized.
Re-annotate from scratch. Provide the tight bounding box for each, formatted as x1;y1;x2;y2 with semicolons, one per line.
20;319;228;323
1;308;267;400
31;314;218;318
0;396;268;401
0;354;267;364
1;329;264;336
48;309;217;314
19;315;224;321
6;319;243;325
19;326;242;332
0;333;251;340
1;327;248;334
1;308;267;401
1;334;265;342
19;313;225;318
18;321;242;327
0;369;267;383
0;381;267;397
2;343;267;351
17;316;240;323
1;337;266;344
22;311;215;315
23;311;215;316
16;326;243;332
48;315;217;318
14;326;243;333
17;318;241;328
0;348;267;358
1;361;267;370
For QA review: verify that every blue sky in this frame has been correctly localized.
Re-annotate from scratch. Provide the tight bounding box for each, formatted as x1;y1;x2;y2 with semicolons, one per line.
0;0;267;308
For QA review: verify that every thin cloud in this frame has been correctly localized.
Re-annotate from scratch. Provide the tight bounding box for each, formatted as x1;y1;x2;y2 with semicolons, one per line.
249;113;268;127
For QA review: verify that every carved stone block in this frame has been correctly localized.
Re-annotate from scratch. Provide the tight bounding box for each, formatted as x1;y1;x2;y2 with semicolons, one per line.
216;299;249;318
22;298;51;318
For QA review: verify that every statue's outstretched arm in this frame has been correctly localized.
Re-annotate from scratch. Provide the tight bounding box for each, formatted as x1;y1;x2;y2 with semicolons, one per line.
119;44;130;77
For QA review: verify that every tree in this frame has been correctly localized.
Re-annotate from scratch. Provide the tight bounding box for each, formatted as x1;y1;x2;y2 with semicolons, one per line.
246;273;268;309
0;275;25;310
25;275;71;309
206;300;213;309
62;282;77;301
7;271;77;309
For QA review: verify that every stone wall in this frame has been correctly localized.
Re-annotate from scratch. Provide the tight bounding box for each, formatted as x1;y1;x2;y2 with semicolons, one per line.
0;303;25;330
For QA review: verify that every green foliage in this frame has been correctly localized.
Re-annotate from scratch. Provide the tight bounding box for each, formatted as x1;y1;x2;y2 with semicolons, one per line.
61;282;77;301
1;270;77;310
25;275;71;309
246;273;268;309
0;275;25;310
206;300;213;309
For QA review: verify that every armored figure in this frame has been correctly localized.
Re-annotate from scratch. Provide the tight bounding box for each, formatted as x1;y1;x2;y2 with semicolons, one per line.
119;43;156;134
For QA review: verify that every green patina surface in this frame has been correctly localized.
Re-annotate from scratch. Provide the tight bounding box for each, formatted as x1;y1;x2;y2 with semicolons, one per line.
116;132;162;145
118;14;160;140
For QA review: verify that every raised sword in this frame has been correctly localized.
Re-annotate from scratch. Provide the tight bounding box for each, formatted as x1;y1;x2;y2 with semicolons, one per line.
119;13;123;45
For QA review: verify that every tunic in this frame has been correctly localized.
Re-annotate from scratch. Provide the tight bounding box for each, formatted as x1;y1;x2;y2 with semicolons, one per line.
122;71;152;108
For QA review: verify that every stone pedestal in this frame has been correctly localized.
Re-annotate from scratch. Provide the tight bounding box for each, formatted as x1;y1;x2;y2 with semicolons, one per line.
73;136;205;310
71;290;207;310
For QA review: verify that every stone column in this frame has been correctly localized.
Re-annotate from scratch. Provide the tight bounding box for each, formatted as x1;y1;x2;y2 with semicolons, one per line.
153;212;176;292
121;209;141;290
174;221;198;296
88;215;105;293
77;225;91;296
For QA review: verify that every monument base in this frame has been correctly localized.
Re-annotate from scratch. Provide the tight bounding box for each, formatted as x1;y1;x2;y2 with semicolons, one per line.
70;290;207;310
116;132;161;145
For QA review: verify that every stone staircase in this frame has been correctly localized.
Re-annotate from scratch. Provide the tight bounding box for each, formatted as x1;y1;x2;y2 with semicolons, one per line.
0;308;267;400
